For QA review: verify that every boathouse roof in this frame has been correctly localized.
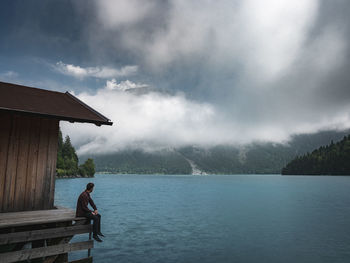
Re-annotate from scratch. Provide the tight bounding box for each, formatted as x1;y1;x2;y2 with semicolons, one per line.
0;81;112;126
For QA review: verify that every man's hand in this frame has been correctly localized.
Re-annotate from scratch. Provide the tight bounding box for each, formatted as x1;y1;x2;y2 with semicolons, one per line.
92;210;98;215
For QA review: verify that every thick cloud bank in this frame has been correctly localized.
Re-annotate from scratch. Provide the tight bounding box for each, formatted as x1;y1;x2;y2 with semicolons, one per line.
57;0;350;153
3;0;350;154
63;81;220;154
93;0;319;78
62;79;350;155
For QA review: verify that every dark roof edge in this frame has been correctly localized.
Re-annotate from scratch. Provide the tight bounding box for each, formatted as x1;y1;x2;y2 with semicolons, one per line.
0;108;113;126
65;92;112;124
0;80;64;95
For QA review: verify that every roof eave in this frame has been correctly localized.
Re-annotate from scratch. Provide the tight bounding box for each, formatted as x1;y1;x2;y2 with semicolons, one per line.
0;108;114;126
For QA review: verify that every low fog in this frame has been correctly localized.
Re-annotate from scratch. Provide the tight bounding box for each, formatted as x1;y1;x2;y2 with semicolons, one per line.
61;77;350;155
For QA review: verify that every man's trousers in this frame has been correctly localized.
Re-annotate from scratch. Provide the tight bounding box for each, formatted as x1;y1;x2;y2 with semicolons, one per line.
85;212;102;236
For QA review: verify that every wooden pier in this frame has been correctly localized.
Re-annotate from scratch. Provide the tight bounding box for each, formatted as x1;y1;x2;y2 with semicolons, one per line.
0;207;93;263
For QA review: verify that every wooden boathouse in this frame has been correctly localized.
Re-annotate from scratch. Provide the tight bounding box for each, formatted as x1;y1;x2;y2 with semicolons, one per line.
0;81;112;262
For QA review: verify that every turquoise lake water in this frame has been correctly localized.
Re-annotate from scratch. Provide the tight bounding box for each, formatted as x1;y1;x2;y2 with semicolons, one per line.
55;174;350;263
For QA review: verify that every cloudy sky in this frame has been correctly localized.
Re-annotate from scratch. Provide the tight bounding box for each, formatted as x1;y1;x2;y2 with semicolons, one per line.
1;0;350;154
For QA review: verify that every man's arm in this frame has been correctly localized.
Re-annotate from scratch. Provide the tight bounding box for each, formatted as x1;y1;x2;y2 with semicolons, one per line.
80;193;93;213
88;196;97;212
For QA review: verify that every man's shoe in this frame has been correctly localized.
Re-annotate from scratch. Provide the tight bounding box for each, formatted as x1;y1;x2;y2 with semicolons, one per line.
98;232;105;237
93;235;103;242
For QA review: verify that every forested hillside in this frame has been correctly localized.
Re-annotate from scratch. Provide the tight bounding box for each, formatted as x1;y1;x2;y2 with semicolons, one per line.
82;149;192;174
56;130;96;177
80;129;350;175
282;135;350;175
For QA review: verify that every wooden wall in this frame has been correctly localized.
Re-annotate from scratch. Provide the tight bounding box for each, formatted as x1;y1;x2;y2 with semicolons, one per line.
0;112;59;212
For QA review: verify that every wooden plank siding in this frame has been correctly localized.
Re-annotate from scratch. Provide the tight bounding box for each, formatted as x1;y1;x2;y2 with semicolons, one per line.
3;114;20;212
13;116;31;211
0;112;59;212
47;119;59;209
24;117;41;211
0;112;11;211
34;118;50;210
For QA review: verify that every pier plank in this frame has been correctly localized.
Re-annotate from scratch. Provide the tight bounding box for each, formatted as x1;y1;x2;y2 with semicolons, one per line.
0;224;91;245
0;240;93;262
0;208;76;228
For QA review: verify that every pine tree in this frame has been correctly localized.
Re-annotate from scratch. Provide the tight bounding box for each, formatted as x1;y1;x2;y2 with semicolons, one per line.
56;128;95;177
282;135;350;175
79;158;96;177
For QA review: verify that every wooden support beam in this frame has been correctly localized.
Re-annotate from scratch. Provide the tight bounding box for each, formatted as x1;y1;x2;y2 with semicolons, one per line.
44;236;73;263
69;256;93;263
74;217;90;225
0;224;92;245
0;240;93;263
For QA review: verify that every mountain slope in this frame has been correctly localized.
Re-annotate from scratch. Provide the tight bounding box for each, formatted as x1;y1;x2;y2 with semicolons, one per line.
282;135;350;175
80;129;350;175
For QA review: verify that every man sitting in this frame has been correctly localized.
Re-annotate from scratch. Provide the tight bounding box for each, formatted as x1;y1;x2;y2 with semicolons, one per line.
76;182;104;242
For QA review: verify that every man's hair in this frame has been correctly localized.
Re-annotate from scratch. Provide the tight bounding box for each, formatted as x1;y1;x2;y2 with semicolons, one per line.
86;182;94;191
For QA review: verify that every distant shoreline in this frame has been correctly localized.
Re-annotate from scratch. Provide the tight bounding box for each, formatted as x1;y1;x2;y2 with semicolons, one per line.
55;174;94;179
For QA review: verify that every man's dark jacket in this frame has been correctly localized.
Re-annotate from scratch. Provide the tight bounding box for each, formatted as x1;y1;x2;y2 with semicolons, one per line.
76;190;97;217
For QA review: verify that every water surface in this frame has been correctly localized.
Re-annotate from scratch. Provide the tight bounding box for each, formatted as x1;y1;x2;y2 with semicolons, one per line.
55;174;350;263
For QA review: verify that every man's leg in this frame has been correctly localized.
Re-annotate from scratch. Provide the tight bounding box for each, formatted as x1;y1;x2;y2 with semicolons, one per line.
95;214;105;236
97;214;102;233
85;212;102;242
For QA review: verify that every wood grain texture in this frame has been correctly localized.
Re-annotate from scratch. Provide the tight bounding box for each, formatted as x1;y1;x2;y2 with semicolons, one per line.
46;119;59;209
34;118;49;210
0;112;12;212
25;116;41;211
3;114;20;212
0;207;76;228
0;113;59;212
0;240;93;262
0;224;91;245
13;116;31;211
